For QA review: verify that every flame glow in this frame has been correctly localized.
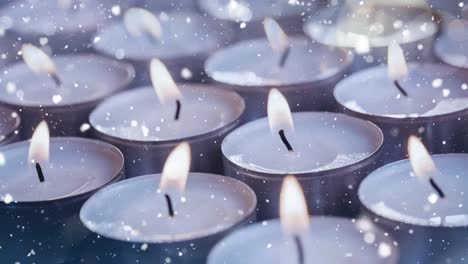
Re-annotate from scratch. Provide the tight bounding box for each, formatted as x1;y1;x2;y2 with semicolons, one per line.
387;42;408;81
28;121;50;166
268;88;294;132
150;58;182;104
264;17;289;53
57;0;73;10
21;44;57;77
124;8;161;40
280;175;309;236
160;142;191;193
408;136;436;181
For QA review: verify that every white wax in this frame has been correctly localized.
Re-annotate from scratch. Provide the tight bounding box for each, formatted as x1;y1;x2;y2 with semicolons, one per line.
222;112;382;174
359;154;468;227
205;37;351;87
90;85;244;141
0;55;133;107
80;173;256;242
208;217;398;264
0;138;123;202
334;63;468;118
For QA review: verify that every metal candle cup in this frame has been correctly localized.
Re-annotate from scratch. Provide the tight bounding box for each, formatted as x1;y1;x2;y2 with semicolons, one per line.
334;63;468;163
208;216;399;263
0;105;20;145
304;4;439;71
359;154;468;264
89;84;245;177
222;112;383;220
205;37;352;121
79;173;256;263
93;11;234;85
0;54;134;138
0;137;125;263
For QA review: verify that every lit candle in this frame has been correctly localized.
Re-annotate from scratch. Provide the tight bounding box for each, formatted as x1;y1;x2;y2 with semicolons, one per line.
205;17;352;121
0;121;125;263
334;42;468;163
0;105;20;145
359;136;468;263
79;142;256;263
208;175;398;263
0;44;134;138
198;0;318;40
90;59;245;177
222;89;383;219
93;8;234;85
304;2;439;70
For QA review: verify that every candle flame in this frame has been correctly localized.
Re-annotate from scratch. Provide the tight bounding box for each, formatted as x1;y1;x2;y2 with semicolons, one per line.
264;17;289;54
28;121;50;166
408;136;437;181
387;42;408;81
124;8;161;40
150;58;182;105
280;175;309;236
268;88;294;133
353;34;370;54
21;44;57;77
160;142;191;193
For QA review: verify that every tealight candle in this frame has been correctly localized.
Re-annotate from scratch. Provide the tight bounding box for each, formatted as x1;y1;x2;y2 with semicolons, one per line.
222;89;383;219
93;8;234;85
205;18;352;121
0;44;134;138
359;137;468;264
208;175;398;264
80;142;256;264
90;59;245;177
433;15;468;68
0;105;20;145
198;0;316;40
0;0;121;55
304;3;438;70
334;43;468;162
0;121;125;263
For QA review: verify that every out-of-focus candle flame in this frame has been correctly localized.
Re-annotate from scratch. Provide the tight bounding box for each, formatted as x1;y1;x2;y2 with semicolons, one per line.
268;88;294;132
387;42;408;81
353;34;370;54
160;142;191;193
150;58;182;105
124;8;161;40
28;121;50;166
280;175;309;236
21;44;57;77
264;17;289;54
57;0;73;10
408;136;436;181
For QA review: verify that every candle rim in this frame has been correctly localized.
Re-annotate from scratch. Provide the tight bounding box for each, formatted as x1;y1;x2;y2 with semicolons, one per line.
0;54;135;108
205;37;353;88
433;29;468;69
0;105;20;144
221;112;384;176
0;137;125;205
80;173;257;243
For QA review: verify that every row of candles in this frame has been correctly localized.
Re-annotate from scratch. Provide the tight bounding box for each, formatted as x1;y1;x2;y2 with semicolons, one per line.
0;0;467;263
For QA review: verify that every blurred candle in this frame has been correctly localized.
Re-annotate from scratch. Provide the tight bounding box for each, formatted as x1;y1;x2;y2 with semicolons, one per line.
434;14;468;69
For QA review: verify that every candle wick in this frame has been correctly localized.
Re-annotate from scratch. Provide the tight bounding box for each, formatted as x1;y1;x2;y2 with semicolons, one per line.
278;129;293;152
35;162;45;183
429;178;445;199
175;99;181;121
293;235;305;264
164;193;175;217
279;47;291;68
50;73;62;87
393;80;408;97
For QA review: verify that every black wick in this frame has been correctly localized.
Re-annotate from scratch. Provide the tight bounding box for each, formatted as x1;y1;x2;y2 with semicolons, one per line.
293;235;305;264
279;47;291;68
429;178;445;199
393;80;408;97
164;194;175;217
35;163;45;183
278;129;293;152
175;100;181;120
50;73;62;87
